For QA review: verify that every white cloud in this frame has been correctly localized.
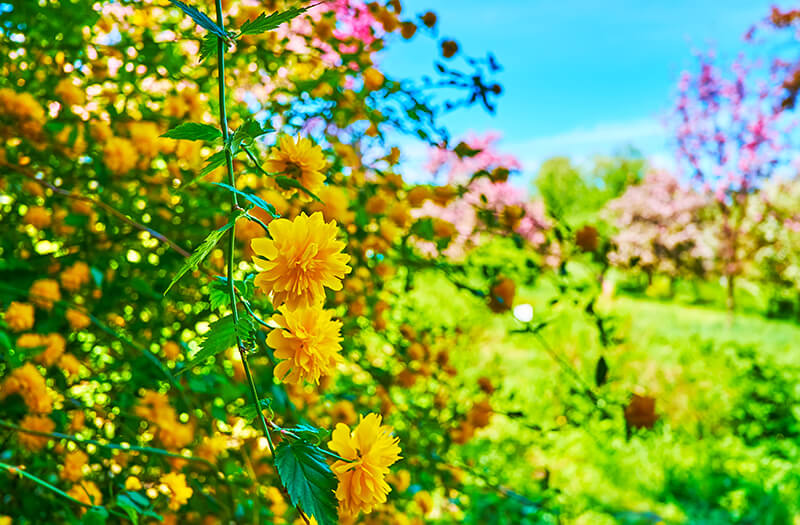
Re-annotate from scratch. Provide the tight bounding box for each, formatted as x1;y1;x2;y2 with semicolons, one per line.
508;117;671;175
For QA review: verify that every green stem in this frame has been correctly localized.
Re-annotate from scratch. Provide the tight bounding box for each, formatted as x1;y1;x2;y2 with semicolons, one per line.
0;461;126;519
0;420;217;470
212;0;279;494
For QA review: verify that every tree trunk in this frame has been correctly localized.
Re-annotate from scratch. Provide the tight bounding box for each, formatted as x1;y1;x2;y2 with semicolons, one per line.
726;274;736;316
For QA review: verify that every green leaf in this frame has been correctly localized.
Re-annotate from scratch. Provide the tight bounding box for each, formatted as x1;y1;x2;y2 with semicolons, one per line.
411;218;435;240
184;150;227;186
116;498;139;525
199;33;218;62
168;0;228;40
164;221;234;295
161;122;221;142
178;315;254;375
212;183;279;218
283;423;330;445
274;441;338;525
238;6;308;37
235;397;273;421
227;119;270;156
275;176;321;202
115;492;162;524
80;507;108;525
209;275;256;311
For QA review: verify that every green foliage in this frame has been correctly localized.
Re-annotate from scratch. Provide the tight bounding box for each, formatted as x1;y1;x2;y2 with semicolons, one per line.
114;492;162;525
274;440;339;525
161;122;221;142
167;0;228;40
238;7;309;37
275;175;322;201
235;397;273;421
199;34;217;62
212;183;279;218
535;155;643;226
164;220;236;294
179;314;254;374
209;275;255;311
195;150;228;183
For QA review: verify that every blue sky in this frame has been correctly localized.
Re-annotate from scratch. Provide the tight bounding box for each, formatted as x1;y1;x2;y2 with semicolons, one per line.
380;0;780;183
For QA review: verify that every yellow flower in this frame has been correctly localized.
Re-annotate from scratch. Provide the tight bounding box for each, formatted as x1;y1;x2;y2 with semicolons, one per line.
252;212;351;309
363;68;385;91
1;363;52;414
129;121;162;159
29;279;61;311
195;434;228;464
267;305;342;385
60;449;89;482
24;206;52;229
67;481;102;507
18;414;55;451
264;136;326;200
135;390;193;449
162;341;181;360
331;400;357;426
125;476;142;491
60;261;91;292
159;472;193;510
66;308;91;331
59;353;82;380
328;413;402;517
4;301;35;332
55;78;85;107
103;137;137;175
29;333;66;367
309;185;354;224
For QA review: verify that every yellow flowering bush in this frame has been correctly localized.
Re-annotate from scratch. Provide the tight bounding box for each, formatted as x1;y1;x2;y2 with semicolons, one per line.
0;1;549;523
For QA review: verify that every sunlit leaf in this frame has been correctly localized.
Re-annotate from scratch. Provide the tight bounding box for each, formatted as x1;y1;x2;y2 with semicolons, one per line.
167;0;228;40
164;221;235;295
178;315;254;375
274;440;338;525
161;122;221;142
212;182;279;218
275;176;321;202
238;6;308;37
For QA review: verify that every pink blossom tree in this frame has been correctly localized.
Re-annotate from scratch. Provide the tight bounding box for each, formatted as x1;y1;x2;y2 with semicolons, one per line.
413;132;551;259
673;51;795;310
605;170;714;286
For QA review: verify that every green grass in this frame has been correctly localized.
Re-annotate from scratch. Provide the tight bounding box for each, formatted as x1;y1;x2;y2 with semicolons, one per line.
407;268;800;524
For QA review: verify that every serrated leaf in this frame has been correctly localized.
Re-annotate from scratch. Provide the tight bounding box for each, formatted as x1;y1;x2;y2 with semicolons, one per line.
283;423;330;445
212;182;279;218
235;398;273;421
178;315;254;375
184;150;228;186
275;441;338;525
164;221;234;295
209;276;256;311
275;176;321;202
238;6;308;37
162;122;221;142
227;119;269;156
199;33;218;62
168;0;228;40
80;507;108;525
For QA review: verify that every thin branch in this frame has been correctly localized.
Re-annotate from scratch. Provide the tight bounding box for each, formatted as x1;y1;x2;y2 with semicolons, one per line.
3;160;191;258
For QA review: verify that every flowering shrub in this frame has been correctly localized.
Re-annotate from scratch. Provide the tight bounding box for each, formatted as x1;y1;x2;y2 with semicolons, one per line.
0;1;548;523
